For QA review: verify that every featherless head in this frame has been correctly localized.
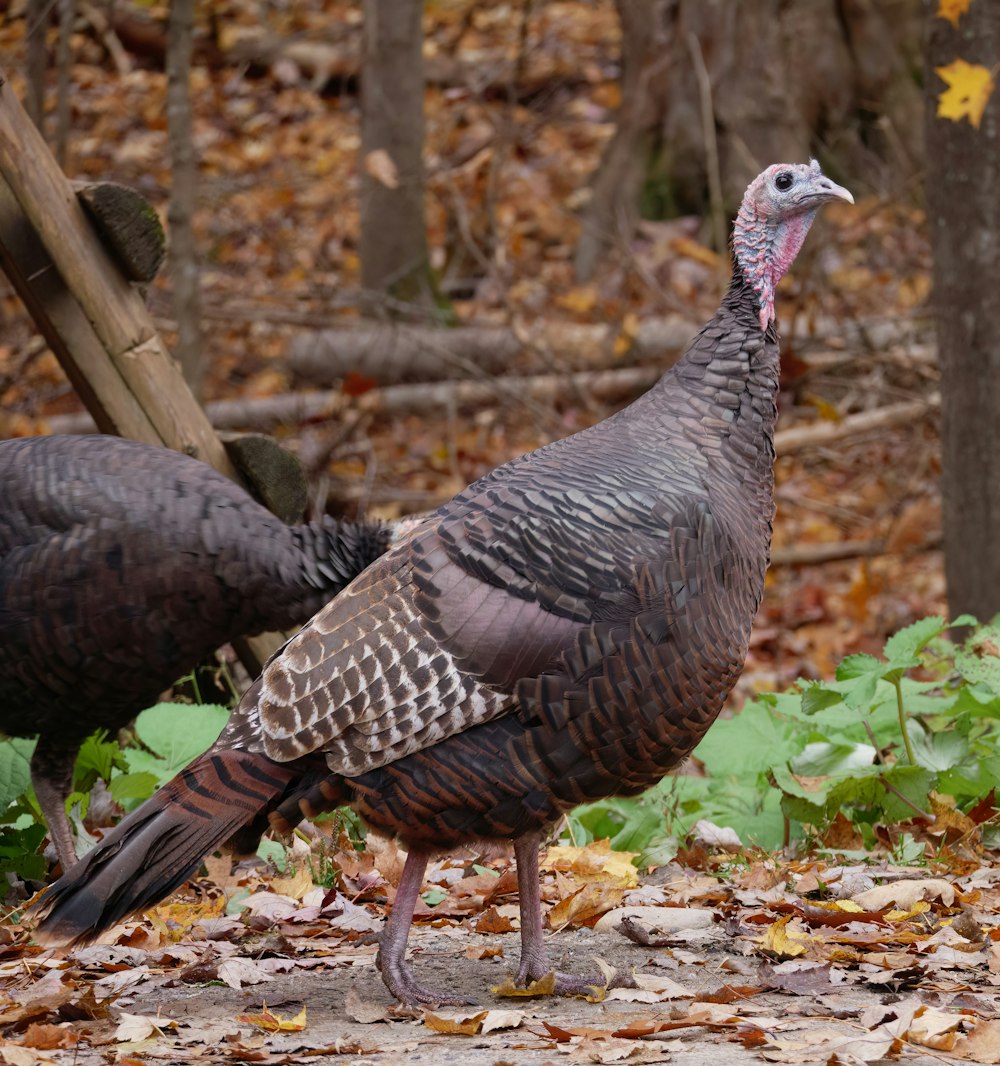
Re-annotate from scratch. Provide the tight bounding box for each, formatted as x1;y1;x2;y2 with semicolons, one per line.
732;160;853;332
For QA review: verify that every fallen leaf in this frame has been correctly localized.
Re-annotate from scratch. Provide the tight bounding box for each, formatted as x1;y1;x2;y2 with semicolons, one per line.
492;972;563;998
755;916;811;959
605;973;692;1002
936;58;996;129
851;878;955;911
542;840;639;888
937;0;973;27
475;906;515;934
17;1027;75;1052
691;819;743;853
465;944;503;960
218;957;274;990
236;1003;307;1033
548;883;624;930
364;148;399;189
952;1018;1000;1062
344;988;391;1025
113;1013;178;1042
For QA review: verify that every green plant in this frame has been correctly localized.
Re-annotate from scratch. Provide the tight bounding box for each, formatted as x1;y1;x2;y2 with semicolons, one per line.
563;617;1000;862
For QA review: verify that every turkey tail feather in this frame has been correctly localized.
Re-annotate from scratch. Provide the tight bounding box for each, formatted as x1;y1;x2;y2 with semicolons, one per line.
30;751;296;947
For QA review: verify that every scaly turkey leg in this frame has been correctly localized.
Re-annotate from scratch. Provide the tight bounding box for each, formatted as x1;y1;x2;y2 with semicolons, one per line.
31;737;79;869
514;831;634;996
376;846;475;1006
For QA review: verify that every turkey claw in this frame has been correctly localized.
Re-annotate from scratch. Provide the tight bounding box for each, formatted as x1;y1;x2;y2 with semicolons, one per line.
376;951;476;1008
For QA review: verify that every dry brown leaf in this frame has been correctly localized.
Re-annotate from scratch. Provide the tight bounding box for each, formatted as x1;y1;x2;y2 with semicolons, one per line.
113;1013;179;1042
17;1027;74;1053
951;1018;1000;1062
364;148;399;189
542;840;639;888
475;906;515;934
851;878;956;911
492;971;560;998
548;883;624;930
465;944;503;960
755;916;811;958
236;1003;307;1033
343;988;391;1025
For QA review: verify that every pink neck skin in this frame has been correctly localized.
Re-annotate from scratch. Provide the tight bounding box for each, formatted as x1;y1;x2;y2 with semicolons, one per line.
732;199;818;332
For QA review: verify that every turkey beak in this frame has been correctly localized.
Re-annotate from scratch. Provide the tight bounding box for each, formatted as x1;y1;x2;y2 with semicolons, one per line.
806;175;854;206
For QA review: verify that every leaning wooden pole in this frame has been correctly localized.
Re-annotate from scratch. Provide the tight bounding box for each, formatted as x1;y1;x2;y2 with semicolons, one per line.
0;65;235;475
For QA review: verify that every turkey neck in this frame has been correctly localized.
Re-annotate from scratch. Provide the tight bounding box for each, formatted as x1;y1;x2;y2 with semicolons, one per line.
639;271;779;544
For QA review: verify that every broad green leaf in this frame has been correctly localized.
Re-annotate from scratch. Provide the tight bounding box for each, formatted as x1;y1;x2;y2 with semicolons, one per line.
790;741;877;778
883;616;947;664
908;725;969;773
836;654;884;681
879;766;936;821
133;703;229;772
799;684;844;716
108;772;159;803
0;739;34;810
693;700;800;776
955;625;1000;691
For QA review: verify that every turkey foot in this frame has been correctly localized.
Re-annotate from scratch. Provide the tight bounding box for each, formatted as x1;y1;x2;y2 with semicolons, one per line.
512;832;636;999
377;846;476;1007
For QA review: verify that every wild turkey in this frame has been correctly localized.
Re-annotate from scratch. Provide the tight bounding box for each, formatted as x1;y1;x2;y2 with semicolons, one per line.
32;163;852;1005
0;435;393;870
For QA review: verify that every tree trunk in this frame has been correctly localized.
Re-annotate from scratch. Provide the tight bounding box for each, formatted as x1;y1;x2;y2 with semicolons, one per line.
576;0;923;276
166;0;204;397
25;0;47;130
925;1;1000;620
575;0;671;281
359;0;435;317
54;0;74;165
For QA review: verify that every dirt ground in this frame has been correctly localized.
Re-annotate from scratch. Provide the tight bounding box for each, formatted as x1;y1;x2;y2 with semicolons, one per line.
11;916;989;1065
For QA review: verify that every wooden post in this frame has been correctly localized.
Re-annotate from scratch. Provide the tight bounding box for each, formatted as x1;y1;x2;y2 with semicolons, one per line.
0;65;235;475
0;66;290;666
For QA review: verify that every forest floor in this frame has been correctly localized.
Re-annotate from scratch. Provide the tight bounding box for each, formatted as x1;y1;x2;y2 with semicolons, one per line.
0;2;976;1063
5;848;1000;1064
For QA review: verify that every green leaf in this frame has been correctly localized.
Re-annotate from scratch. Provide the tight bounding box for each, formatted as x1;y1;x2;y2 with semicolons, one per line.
133;703;229;773
955;625;1000;691
883;616;947;664
693;700;801;776
256;837;289;873
108;772;159;803
0;739;34;810
799;684;844;716
789;741;877;778
879;765;936;821
908;725;969;773
836;654;884;681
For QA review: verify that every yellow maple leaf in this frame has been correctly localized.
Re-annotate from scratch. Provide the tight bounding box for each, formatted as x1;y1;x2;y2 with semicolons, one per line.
937;0;972;28
936;58;996;129
755;915;811;958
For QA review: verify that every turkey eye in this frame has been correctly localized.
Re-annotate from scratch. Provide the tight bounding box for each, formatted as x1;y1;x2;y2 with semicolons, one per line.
775;172;794;191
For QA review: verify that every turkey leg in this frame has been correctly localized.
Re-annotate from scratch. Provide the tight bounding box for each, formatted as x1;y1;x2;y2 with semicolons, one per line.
514;831;631;996
376;846;475;1006
31;737;79;869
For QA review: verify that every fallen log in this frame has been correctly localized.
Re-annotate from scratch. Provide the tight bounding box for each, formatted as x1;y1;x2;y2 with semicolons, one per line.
44;365;667;434
773;394;940;456
289;316;698;386
770;532;942;567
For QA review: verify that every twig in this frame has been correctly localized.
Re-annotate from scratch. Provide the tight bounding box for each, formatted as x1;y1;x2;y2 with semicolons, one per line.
770;533;941;567
774;394;940;456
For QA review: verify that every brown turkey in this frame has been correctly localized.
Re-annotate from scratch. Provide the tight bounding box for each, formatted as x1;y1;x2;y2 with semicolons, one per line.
0;435;393;870
32;162;852;1005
